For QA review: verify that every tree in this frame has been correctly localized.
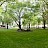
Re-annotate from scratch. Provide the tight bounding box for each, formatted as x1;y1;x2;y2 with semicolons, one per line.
39;0;48;29
1;1;14;29
37;17;42;28
2;11;13;29
0;0;41;30
7;1;27;30
22;12;33;31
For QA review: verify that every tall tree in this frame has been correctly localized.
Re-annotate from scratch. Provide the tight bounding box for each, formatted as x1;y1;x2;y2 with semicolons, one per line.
39;0;48;29
7;1;27;30
2;12;13;29
22;12;33;30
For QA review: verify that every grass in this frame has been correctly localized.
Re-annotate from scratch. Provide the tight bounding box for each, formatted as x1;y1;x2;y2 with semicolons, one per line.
0;28;48;48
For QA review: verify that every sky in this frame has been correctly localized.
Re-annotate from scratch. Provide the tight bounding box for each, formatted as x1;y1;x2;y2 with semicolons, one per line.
1;2;7;11
18;0;38;2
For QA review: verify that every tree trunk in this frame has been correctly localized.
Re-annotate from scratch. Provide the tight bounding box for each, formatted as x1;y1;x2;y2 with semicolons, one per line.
7;23;8;29
43;20;46;29
27;24;28;30
27;23;30;31
38;22;39;28
28;22;30;31
19;21;21;30
19;14;21;30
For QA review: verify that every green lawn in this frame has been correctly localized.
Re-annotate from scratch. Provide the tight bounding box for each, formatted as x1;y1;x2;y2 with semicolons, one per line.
0;28;48;48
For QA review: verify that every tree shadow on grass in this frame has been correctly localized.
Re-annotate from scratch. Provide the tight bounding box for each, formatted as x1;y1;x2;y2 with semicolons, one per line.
17;29;33;32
